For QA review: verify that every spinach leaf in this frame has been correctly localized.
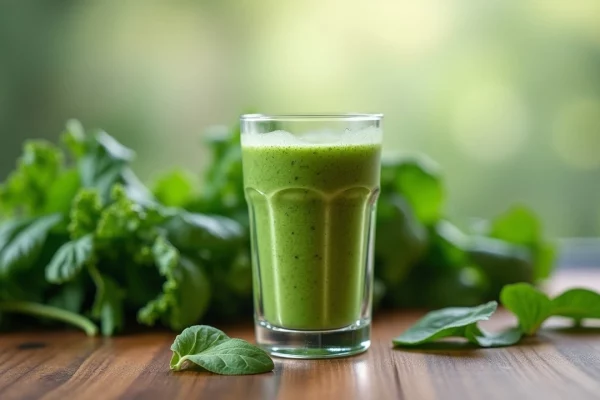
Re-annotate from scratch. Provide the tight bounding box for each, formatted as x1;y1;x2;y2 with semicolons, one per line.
551;288;600;321
392;301;497;346
500;283;552;335
45;234;94;284
465;325;522;347
170;325;274;375
0;214;62;277
170;325;229;368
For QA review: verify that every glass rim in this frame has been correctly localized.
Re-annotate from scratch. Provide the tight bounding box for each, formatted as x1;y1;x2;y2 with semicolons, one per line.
240;113;384;122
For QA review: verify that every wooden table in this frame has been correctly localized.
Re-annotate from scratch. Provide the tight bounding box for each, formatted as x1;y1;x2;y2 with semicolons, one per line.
2;270;600;400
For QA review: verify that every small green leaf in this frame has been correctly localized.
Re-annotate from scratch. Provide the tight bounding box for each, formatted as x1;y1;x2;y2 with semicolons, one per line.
170;325;230;369
551;288;600;320
45;234;94;284
465;325;523;347
170;326;274;375
0;214;63;277
392;301;497;346
500;283;551;335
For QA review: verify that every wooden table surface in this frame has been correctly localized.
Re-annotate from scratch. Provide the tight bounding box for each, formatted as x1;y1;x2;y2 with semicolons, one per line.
2;270;600;400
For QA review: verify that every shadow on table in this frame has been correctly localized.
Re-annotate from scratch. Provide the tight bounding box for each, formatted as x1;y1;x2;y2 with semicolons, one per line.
392;335;549;356
545;326;600;336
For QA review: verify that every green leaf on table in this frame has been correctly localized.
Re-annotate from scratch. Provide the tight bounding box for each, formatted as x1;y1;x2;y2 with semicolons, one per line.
170;325;229;368
45;234;94;284
170;325;274;375
0;214;63;277
465;325;523;347
392;301;497;346
500;283;551;335
551;288;600;321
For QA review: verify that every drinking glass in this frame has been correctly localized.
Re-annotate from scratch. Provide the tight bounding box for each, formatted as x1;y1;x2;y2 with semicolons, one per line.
240;114;383;358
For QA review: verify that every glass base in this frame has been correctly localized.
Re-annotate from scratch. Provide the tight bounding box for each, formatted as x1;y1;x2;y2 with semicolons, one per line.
255;319;371;359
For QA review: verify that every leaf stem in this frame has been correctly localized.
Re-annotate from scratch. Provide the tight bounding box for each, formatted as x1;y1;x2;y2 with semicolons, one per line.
0;301;98;336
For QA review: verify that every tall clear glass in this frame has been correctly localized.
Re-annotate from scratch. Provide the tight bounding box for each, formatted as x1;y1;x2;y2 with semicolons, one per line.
240;114;383;359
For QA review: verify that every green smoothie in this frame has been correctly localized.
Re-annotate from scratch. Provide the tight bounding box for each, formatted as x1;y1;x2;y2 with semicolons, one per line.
242;130;381;330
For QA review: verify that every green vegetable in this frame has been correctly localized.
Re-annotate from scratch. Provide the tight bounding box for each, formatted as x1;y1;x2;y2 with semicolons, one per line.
394;284;600;349
500;283;552;335
45;234;94;284
0;214;62;277
392;301;497;346
551;288;600;321
170;325;274;375
465;325;522;347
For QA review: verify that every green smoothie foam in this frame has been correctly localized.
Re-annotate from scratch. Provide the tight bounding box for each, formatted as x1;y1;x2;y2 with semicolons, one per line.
242;129;381;330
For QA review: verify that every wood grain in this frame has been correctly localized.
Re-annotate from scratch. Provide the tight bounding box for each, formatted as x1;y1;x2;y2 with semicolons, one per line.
2;269;600;400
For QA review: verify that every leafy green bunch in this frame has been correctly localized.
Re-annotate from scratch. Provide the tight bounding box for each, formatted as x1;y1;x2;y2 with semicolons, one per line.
0;120;249;335
375;155;555;309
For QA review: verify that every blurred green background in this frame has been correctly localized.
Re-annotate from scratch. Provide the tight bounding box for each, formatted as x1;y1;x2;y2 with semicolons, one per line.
1;0;599;238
